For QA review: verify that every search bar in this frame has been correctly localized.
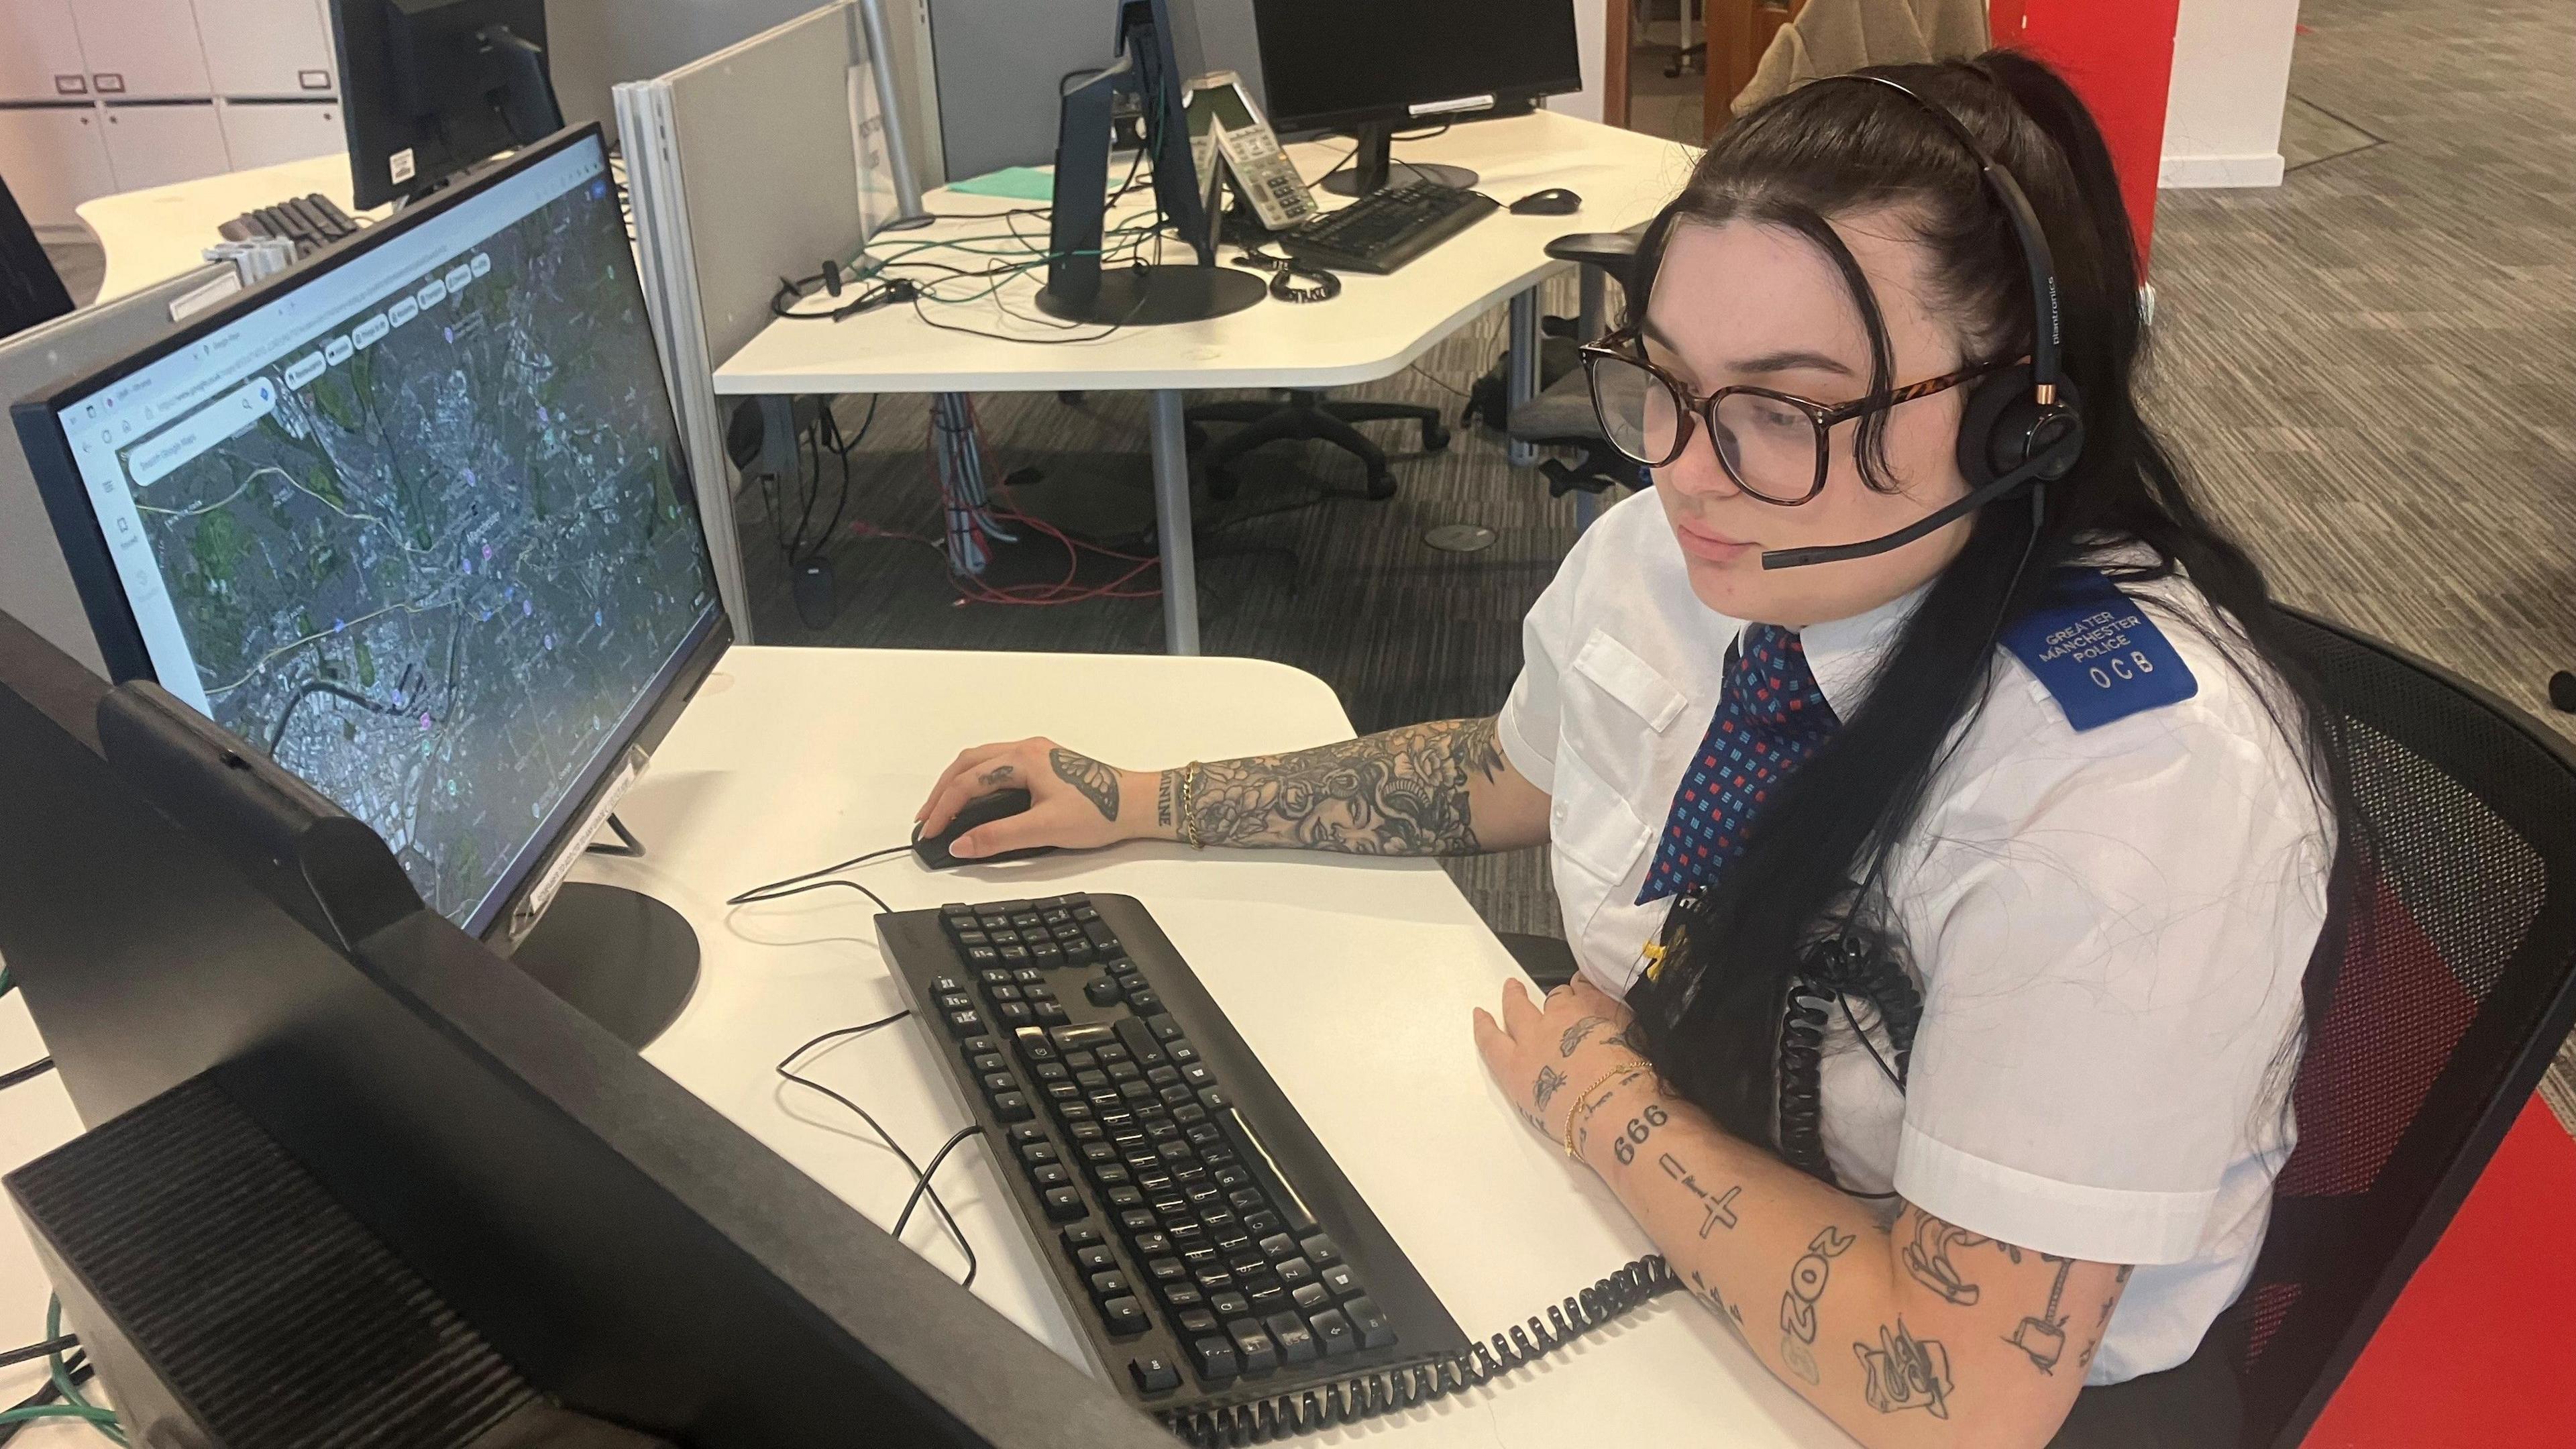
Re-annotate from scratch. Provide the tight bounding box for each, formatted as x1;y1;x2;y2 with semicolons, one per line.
129;376;278;488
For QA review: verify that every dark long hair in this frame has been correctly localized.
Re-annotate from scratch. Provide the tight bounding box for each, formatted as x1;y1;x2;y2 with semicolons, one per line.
1630;54;2348;1161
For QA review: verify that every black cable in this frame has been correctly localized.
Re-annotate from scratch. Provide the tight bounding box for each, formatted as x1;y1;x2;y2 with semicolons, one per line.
729;877;896;913
775;1014;981;1289
0;1350;91;1449
894;1124;985;1237
727;843;910;907
0;1336;74;1371
0;1059;54;1093
1161;1256;1680;1445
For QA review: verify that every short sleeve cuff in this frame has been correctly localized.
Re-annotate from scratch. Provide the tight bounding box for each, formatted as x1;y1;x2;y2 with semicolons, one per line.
1894;1123;2215;1266
1495;698;1556;796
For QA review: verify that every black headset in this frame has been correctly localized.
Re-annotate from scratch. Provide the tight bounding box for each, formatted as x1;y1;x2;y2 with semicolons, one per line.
1758;72;2088;571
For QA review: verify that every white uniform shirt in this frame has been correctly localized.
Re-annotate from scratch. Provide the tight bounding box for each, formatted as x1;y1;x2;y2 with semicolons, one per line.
1496;490;2333;1385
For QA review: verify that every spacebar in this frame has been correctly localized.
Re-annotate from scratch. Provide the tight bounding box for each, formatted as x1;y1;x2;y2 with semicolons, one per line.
1218;1106;1318;1237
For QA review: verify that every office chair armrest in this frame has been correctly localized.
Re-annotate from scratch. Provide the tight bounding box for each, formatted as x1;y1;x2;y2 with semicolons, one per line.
1544;231;1641;277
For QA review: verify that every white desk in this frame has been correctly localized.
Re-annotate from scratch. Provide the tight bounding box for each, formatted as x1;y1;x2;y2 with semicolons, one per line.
714;111;1698;654
0;648;1843;1444
74;152;363;305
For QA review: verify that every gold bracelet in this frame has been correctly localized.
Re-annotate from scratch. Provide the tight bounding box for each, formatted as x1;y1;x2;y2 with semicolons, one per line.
1560;1062;1651;1161
1178;762;1205;849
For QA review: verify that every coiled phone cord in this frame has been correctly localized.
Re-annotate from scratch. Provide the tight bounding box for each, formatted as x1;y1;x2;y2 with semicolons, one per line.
1159;1255;1682;1446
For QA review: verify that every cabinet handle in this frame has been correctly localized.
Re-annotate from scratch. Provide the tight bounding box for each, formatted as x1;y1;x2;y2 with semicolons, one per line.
54;74;87;95
93;72;126;93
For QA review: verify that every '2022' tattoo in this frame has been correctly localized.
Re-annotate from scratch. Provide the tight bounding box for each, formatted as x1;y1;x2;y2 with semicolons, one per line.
1779;1224;1857;1384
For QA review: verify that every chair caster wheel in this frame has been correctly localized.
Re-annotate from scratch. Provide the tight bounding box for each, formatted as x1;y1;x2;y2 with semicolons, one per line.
2551;670;2576;713
1207;466;1242;502
1365;470;1396;501
1421;421;1451;451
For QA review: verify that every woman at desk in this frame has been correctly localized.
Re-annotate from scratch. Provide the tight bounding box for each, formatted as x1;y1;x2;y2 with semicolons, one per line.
916;55;2339;1449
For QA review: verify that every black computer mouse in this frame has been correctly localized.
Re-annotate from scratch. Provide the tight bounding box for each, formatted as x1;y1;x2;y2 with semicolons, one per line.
912;787;1057;869
1511;188;1582;216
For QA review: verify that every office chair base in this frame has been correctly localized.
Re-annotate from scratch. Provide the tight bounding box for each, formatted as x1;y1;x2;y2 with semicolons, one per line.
1189;392;1448;501
511;882;700;1050
1035;264;1266;325
2551;670;2575;713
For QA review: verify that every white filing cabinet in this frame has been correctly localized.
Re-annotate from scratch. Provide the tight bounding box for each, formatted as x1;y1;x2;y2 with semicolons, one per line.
217;98;341;168
0;0;338;226
0;0;95;103
99;101;231;189
0;105;117;222
195;0;335;99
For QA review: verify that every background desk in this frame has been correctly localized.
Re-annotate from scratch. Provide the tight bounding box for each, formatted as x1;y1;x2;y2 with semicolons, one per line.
73;152;359;305
714;111;1699;654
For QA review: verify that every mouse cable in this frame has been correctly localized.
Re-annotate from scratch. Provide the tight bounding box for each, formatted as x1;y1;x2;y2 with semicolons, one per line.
775;1012;981;1289
0;1059;54;1093
894;1124;986;1238
727;843;911;908
0;1336;75;1373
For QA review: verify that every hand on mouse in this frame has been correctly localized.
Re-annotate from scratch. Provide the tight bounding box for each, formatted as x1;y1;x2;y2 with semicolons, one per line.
915;738;1174;859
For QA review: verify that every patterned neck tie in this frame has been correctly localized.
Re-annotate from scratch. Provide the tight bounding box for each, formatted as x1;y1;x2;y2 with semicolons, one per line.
1638;624;1843;904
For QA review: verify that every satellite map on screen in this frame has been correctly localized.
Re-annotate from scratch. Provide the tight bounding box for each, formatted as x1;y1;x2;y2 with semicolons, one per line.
115;172;713;924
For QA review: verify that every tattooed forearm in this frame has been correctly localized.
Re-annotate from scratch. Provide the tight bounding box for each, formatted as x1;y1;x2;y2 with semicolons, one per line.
1183;717;1503;855
1051;748;1120;820
1901;1214;2010;1306
2004;1254;2078;1374
1658;1154;1742;1238
1156;769;1176;829
1532;1065;1568;1114
1779;1225;1857;1384
1855;1319;1953;1417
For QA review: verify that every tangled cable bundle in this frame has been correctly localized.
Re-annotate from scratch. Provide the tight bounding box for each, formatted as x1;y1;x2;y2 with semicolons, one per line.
1158;1255;1680;1446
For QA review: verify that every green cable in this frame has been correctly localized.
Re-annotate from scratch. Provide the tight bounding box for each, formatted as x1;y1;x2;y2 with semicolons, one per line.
0;1405;121;1430
43;1299;121;1447
1;966;15;998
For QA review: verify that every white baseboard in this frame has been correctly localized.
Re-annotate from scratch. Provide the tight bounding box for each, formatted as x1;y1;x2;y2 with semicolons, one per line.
2158;152;2287;189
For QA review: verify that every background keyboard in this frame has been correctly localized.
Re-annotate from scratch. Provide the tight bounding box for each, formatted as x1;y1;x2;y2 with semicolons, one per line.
879;893;1469;1427
216;193;360;259
1280;181;1499;275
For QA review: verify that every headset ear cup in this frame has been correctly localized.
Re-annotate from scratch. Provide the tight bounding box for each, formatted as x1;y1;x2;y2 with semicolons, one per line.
1955;365;2034;487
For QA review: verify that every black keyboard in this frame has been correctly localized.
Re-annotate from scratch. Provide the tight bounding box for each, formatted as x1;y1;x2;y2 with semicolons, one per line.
880;893;1470;1432
1280;180;1500;275
217;193;360;259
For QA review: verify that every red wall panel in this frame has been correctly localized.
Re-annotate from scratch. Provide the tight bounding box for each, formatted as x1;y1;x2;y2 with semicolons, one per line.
1990;0;2181;270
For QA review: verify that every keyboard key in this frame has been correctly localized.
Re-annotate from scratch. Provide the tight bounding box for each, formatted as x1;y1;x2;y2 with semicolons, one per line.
946;1010;985;1036
970;1052;1007;1075
1162;1283;1205;1311
1167;1040;1201;1067
1030;942;1064;966
1064;941;1097;965
1227;1319;1279;1375
961;1035;999;1058
1082;919;1120;948
1101;1296;1150;1336
1267;1310;1319;1366
1146;1064;1181;1089
1052;1024;1119;1053
1146;1013;1185;1042
1067;1119;1104;1143
1346;1295;1397;1349
930;975;965;994
987;983;1022;1003
1321;1264;1361;1299
1087;1164;1130;1189
1106;1186;1145;1212
1119;1209;1159;1235
1311;1307;1356;1358
1007;1122;1049;1147
1246;1281;1289;1316
1275;1256;1316;1290
1014;967;1046;985
1191;1336;1240;1382
1012;1027;1058;1063
1214;1166;1254;1193
1178;1307;1220;1337
1243;1210;1283;1238
1132;1230;1171;1255
1089;1270;1131;1301
1299;1234;1342;1268
1034;1001;1070;1026
1228;1189;1265;1215
1061;1224;1104;1256
1146;1256;1188;1283
981;1072;1016;1095
1044;1187;1087;1222
1105;1061;1142;1084
1292;1282;1332;1312
1258;1232;1299;1263
1128;1356;1182;1394
991;1092;1032;1121
1031;1164;1071;1190
1210;1290;1251;1320
996;1002;1034;1027
1019;1142;1059;1167
1077;1244;1118;1275
1181;1063;1216;1090
1085;976;1123;1006
1128;991;1165;1015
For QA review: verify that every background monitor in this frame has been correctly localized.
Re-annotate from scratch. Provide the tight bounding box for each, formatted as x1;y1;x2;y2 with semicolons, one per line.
1248;0;1582;195
11;125;724;1044
333;0;567;210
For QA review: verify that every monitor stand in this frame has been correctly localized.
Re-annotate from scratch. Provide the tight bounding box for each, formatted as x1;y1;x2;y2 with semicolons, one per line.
509;882;699;1051
1323;123;1479;198
1034;264;1267;325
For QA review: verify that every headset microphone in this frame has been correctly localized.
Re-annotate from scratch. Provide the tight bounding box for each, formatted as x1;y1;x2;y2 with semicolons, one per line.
1759;429;2077;570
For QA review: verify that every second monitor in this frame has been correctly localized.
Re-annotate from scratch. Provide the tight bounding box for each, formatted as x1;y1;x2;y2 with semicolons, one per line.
1250;0;1584;196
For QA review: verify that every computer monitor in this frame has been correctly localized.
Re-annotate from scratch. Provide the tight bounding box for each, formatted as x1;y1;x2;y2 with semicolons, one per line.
1248;0;1584;195
1036;0;1265;326
333;0;568;211
1;172;75;341
9;124;726;1049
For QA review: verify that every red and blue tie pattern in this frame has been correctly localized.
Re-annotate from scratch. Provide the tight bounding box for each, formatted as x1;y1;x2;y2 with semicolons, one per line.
1637;624;1842;904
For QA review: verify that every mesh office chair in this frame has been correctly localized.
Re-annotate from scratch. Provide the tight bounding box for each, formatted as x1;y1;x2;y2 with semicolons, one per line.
1505;231;1647;507
1187;390;1450;501
2231;609;2576;1446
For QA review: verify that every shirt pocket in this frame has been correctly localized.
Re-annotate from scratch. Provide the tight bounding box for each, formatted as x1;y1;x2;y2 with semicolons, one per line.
1551;629;1685;906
